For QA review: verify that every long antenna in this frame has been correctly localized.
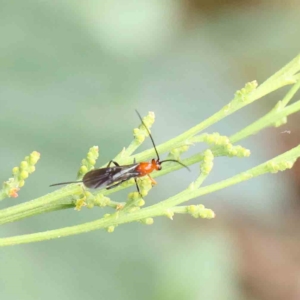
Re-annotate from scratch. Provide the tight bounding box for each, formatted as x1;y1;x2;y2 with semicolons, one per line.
135;110;160;161
49;180;82;187
160;159;190;171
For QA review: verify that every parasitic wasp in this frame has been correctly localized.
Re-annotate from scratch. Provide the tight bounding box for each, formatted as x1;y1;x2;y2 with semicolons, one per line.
50;110;189;194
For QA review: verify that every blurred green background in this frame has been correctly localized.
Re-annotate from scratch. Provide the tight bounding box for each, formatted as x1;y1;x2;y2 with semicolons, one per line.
1;1;300;299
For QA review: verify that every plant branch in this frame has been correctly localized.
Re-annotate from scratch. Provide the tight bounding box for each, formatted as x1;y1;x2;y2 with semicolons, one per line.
0;145;299;247
1;53;300;246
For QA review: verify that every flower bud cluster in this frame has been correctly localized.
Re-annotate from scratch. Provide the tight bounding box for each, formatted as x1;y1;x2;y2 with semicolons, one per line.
201;149;214;175
77;146;99;179
170;145;190;160
267;160;295;174
234;80;258;103
203;133;250;158
2;151;40;198
187;204;215;219
133;112;155;144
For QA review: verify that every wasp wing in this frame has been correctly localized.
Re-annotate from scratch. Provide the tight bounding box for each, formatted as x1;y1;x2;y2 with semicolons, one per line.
83;168;120;189
83;164;139;189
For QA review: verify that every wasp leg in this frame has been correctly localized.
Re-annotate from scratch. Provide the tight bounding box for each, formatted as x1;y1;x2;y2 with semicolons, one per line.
134;177;143;197
132;158;142;196
106;179;128;190
147;174;157;186
107;160;120;167
131;157;142;196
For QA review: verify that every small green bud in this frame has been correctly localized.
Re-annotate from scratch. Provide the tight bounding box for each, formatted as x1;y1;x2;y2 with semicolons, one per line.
235;90;242;98
277;162;286;171
85;191;92;198
139;177;152;194
187;205;196;213
142;218;154;225
80;166;88;174
12;167;19;175
242;149;251;157
77;147;99;179
188;204;210;218
267;162;278;173
234;146;251;157
86;202;94;209
20;161;28;169
203;149;213;158
198;204;205;210
19;171;29;179
87;158;96;166
74;198;86;211
165;210;174;220
2;151;40;199
133;127;146;143
245;80;258;91
28;166;36;173
133;128;140;135
29;151;40;164
234;81;256;103
229;149;238;157
140;190;149;197
128;192;140;201
137;199;145;207
136;135;145;143
285;161;294;169
204;209;215;219
87;153;93;160
140;112;155;134
201;150;214;175
107;226;115;233
225;144;233;152
202;163;213;175
205;134;215;144
199;210;207;218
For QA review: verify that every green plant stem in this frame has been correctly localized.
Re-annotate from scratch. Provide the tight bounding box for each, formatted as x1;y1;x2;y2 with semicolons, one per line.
1;145;299;247
0;152;206;225
1;54;300;246
2;97;300;225
122;75;300;166
0;204;73;225
0;185;82;220
281;79;300;106
230;99;300;144
149;147;300;211
0;199;124;226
